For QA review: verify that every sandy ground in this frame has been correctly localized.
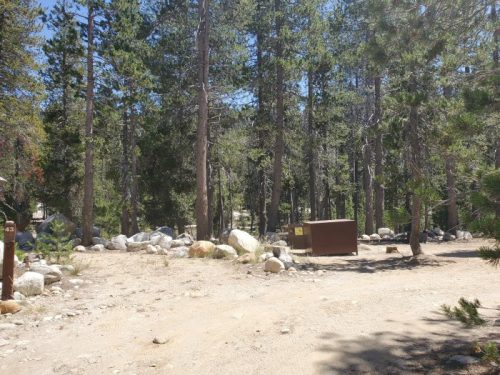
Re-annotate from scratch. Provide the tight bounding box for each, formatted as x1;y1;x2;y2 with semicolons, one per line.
0;239;499;375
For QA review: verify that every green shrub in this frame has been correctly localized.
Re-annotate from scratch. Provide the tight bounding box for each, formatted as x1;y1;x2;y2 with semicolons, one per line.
36;219;74;263
441;298;485;327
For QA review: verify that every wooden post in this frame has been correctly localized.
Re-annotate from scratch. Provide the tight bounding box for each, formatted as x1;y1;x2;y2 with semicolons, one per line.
2;221;16;300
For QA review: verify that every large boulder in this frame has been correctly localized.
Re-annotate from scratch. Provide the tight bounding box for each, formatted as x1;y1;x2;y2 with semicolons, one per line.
377;228;394;237
150;233;172;249
29;264;62;285
128;232;150;243
188;241;215;258
0;241;20;280
92;237;109;247
369;233;381;241
264;257;285;273
37;214;76;237
361;234;371;241
107;235;128;251
213;245;238;259
228;229;260;255
15;231;35;251
154;227;174;237
170;246;189;258
74;226;101;239
14;272;44;296
126;241;150;252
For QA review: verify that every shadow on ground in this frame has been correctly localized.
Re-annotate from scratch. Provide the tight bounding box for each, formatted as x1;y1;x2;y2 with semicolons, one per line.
293;255;454;274
316;326;499;374
434;250;480;259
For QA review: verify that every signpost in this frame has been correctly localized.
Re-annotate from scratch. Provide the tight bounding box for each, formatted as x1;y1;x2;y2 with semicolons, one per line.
1;221;16;300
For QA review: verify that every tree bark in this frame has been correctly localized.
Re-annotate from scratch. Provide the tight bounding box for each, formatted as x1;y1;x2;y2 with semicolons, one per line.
363;136;374;235
195;0;209;240
445;154;458;234
408;103;423;256
129;99;139;235
268;0;285;232
82;0;94;246
307;68;317;220
121;109;130;236
373;75;384;230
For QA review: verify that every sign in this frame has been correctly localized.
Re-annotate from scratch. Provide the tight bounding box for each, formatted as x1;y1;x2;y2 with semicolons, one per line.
294;227;303;236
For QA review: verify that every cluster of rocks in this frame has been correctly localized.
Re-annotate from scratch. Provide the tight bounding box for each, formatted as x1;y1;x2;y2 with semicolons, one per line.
71;228;295;274
359;227;474;243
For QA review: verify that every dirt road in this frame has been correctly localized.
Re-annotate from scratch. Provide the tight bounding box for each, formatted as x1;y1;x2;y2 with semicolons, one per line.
1;239;499;374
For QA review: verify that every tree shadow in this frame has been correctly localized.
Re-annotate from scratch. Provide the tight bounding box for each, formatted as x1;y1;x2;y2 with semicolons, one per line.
316;327;499;374
434;250;480;259
293;255;454;273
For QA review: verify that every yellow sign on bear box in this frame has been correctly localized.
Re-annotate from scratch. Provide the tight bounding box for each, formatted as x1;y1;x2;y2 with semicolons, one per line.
294;227;303;236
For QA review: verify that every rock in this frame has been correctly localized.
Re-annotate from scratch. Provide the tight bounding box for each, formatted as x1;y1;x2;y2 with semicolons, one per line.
126;241;150;252
146;244;158;254
92;237;108;246
90;244;105;252
386;246;399;254
370;233;381;241
153;337;168;345
228;229;260;255
129;232;150;242
271;240;287;247
73;245;86;252
433;227;444;236
176;233;194;246
280;327;291;334
188;241;215;258
15;231;35;251
170;239;185;248
361;234;371;241
0;300;21;314
14;272;44;296
213;245;238;259
29;264;62;285
58;264;75;274
443;233;455;241
288;267;297;272
170;246;189;258
107;235;127;251
154;226;174;237
448;355;479;366
264;257;285;273
236;253;255;264
463;231;473;240
377;228;394;237
259;252;274;262
74;226;101;239
456;230;465;240
13;292;25;301
150;233;172;250
37;214;75;238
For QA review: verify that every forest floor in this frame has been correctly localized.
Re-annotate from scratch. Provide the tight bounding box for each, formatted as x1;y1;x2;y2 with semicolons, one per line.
1;239;499;374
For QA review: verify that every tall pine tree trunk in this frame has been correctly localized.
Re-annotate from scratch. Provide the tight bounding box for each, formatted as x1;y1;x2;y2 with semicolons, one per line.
121;109;130;236
129;99;139;235
82;0;94;246
256;20;267;236
307;69;317;220
363;136;374;235
445;154;458;234
408;103;423;256
493;2;500;219
195;0;209;240
373;75;384;230
268;0;285;232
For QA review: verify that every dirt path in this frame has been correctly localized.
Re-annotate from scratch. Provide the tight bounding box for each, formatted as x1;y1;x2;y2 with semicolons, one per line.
1;239;499;374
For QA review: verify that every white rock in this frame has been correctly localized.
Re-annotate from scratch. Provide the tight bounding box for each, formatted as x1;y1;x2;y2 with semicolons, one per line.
463;231;473;240
14;272;44;296
126;241;150;252
456;230;465;240
228;229;260;255
29;264;62;285
170;239;185;248
259;252;274;262
128;232;150;242
90;244;105;252
170;246;189;258
213;245;238;259
264;257;285;273
361;234;370;241
369;233;381;241
13;292;25;300
146;244;158;254
150;233;172;249
73;245;86;252
377;228;394;237
107;235;127;251
433;227;444;236
58;264;75;274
